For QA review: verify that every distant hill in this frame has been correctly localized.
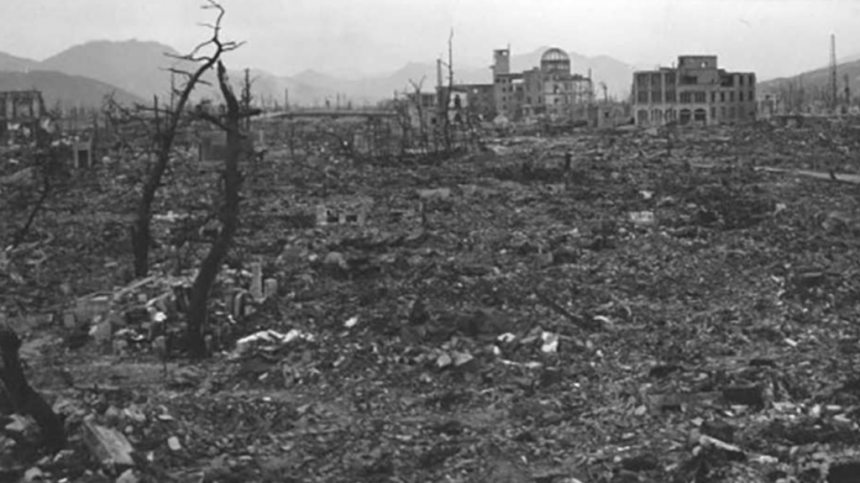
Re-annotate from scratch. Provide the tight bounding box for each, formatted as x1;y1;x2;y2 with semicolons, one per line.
0;40;639;107
758;59;860;100
40;40;183;101
0;70;143;110
0;52;38;72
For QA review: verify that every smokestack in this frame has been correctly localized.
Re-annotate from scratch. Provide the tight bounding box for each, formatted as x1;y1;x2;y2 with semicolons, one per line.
437;58;443;90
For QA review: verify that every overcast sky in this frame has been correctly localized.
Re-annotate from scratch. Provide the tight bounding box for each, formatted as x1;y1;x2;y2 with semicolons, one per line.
2;0;859;80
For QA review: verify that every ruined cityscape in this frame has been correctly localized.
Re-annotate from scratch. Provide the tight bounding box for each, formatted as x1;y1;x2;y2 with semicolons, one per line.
2;1;860;482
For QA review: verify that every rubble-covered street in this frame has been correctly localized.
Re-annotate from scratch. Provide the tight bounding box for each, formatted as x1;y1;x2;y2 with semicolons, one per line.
3;120;860;483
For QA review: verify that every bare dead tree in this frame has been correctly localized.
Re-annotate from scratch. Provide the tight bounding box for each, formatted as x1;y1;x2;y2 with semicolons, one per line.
185;59;259;358
129;0;242;278
0;328;65;452
438;29;455;153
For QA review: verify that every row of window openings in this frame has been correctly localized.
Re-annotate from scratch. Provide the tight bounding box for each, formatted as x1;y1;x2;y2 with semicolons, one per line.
500;84;569;94
643;106;744;120
637;90;755;104
637;73;755;87
501;96;568;105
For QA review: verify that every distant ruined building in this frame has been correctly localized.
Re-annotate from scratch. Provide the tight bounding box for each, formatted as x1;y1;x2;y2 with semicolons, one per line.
0;90;45;140
632;55;756;127
491;47;595;122
406;46;598;128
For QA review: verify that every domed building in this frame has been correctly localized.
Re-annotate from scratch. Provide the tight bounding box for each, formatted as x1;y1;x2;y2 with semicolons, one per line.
540;48;571;74
491;46;594;121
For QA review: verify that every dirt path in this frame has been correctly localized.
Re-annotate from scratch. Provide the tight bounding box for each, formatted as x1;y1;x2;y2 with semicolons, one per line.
756;165;860;183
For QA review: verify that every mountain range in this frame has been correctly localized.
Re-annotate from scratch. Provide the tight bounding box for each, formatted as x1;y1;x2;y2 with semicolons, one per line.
0;40;642;110
4;39;855;113
757;58;860;102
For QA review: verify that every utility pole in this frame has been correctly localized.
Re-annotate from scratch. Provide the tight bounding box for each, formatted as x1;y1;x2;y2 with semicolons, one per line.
830;33;838;112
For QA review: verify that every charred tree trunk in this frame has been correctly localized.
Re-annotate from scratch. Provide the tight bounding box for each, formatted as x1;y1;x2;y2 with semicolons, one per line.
132;138;171;278
0;328;65;452
185;61;243;358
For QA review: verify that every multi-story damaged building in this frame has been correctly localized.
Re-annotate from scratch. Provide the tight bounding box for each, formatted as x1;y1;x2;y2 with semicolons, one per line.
492;47;594;121
632;55;756;127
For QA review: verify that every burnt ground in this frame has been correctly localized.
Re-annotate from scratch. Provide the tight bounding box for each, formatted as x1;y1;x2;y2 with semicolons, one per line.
3;122;860;482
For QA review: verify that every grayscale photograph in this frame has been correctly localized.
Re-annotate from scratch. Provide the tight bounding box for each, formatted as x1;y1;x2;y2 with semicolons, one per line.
1;1;860;481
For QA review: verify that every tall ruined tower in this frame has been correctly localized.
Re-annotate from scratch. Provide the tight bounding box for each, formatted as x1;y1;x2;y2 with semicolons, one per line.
493;48;510;77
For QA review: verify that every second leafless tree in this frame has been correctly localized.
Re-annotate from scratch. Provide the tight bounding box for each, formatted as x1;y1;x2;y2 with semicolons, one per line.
129;0;242;278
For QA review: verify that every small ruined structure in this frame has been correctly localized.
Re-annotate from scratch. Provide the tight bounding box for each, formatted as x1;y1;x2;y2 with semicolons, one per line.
0;90;45;142
632;55;756;127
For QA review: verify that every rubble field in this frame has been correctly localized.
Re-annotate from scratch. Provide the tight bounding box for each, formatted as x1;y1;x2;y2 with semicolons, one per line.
3;121;860;483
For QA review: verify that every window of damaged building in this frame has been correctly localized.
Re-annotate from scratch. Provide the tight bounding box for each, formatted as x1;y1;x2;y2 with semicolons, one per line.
665;109;676;121
680;92;692;104
694;91;706;103
665;90;676;103
681;75;698;85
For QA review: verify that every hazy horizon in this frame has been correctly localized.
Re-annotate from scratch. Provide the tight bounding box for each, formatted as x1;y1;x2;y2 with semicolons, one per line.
3;0;859;81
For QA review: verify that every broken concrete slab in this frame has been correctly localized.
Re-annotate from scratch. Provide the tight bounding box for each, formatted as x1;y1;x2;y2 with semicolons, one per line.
82;420;135;468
